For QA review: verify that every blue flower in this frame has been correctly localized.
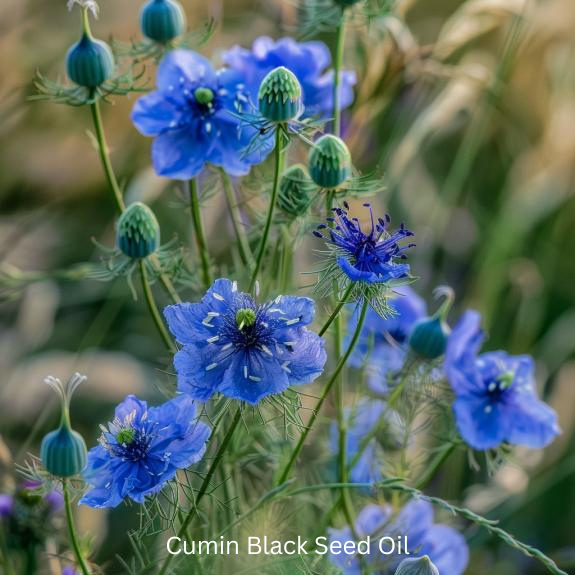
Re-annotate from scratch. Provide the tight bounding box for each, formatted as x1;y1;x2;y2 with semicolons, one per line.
132;49;271;179
164;278;327;405
329;398;406;485
80;395;210;508
445;310;561;450
314;202;415;284
222;36;356;119
329;500;468;575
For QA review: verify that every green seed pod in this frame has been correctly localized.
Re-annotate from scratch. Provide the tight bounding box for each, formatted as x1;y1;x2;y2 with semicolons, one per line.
335;0;364;6
66;33;115;88
278;164;316;218
394;556;440;575
140;0;186;44
40;374;87;478
408;286;454;360
308;134;351;189
258;66;303;123
116;202;161;259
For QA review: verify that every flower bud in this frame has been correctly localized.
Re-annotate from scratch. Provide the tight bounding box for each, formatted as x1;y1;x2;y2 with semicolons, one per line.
394;556;440;575
408;286;454;360
308;134;351;189
66;33;115;88
335;0;364;6
140;0;186;44
117;202;161;259
278;164;315;218
258;66;303;122
40;374;87;478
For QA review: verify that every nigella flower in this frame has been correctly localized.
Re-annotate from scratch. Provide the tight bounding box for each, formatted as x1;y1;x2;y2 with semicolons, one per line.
313;203;415;316
329;500;469;575
445;311;560;450
163;278;327;405
80;395;210;508
132;49;271;179
329;398;406;485
222;36;356;119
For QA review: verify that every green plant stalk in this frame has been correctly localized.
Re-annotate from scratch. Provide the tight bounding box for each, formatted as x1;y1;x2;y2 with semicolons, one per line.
221;171;255;271
248;125;285;292
63;479;91;575
275;298;369;486
318;283;354;336
333;9;347;137
138;260;176;353
158;408;242;575
414;441;457;490
189;178;213;289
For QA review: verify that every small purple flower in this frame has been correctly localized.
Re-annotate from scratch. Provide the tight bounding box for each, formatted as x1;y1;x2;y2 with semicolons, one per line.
445;310;561;450
164;278;327;405
62;567;80;575
329;500;468;575
222;36;356;119
0;494;13;518
80;395;210;508
132;49;271;179
314;203;414;285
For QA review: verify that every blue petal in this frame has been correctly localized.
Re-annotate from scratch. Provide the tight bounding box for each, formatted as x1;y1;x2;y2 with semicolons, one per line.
157;49;216;92
356;503;393;537
276;329;327;385
151;127;208;179
131;90;182;137
114;395;148;423
164;302;217;344
423;524;469;575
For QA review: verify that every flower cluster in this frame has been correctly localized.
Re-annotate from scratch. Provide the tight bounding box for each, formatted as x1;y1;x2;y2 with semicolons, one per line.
164;278;327;405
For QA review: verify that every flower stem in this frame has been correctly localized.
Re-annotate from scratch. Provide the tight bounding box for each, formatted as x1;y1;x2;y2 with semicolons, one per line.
333;9;347;137
220;171;255;271
189;178;212;289
248;125;285;293
415;441;458;490
138;260;176;353
158;408;242;575
62;479;91;575
275;298;369;486
318;283;354;336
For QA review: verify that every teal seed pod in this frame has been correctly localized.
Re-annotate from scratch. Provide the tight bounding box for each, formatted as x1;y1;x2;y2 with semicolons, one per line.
66;33;115;88
308;134;351;189
40;374;87;478
335;0;364;5
116;202;161;259
278;164;316;218
394;556;440;575
258;66;303;122
140;0;186;44
408;286;454;360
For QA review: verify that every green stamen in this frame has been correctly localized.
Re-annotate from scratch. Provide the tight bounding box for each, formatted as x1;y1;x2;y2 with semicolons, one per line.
116;428;136;445
497;371;515;390
194;87;214;105
236;308;256;330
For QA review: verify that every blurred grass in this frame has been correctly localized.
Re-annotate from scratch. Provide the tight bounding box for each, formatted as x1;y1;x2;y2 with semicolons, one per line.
1;0;574;573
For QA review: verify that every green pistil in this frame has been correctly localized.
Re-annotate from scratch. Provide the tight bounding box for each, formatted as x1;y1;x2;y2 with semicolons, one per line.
116;428;136;445
236;308;256;330
194;87;214;105
497;371;515;390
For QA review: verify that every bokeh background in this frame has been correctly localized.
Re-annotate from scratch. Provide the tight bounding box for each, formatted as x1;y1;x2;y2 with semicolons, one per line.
1;0;574;573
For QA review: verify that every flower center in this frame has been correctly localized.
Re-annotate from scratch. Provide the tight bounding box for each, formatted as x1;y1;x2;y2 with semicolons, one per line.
116;428;135;445
194;87;214;106
236;308;256;330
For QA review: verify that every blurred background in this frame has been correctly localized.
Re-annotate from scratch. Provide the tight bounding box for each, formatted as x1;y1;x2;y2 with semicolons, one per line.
1;0;574;573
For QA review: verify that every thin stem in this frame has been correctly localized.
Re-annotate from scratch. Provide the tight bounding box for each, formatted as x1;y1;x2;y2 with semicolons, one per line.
63;480;91;575
275;298;369;486
333;9;347;137
220;171;255;271
138;260;176;353
318;283;354;336
415;442;457;491
189;178;213;289
89;100;125;212
248;126;285;293
158;408;242;575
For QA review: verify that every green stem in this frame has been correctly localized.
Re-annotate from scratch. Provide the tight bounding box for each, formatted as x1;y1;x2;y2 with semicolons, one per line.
90;100;125;212
333;9;347;137
248;126;285;292
158;408;242;575
63;480;91;575
275;298;369;486
220;171;255;271
318;283;354;336
138;261;176;352
189;178;212;289
415;442;457;490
